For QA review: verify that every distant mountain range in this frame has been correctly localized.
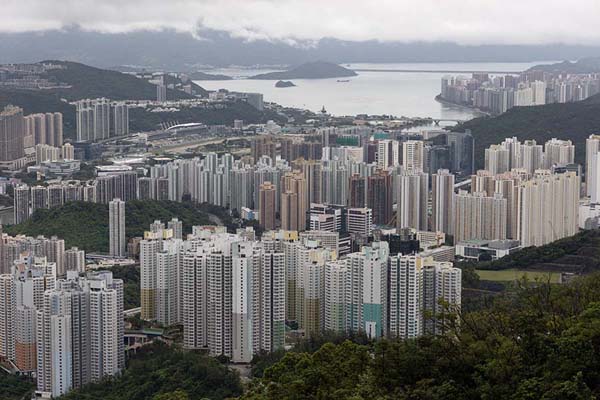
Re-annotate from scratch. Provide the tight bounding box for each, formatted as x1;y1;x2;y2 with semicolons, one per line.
249;62;356;79
2;28;600;69
528;57;600;74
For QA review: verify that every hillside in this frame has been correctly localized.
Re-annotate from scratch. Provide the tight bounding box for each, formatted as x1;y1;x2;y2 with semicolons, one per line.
188;71;233;80
528;56;600;74
59;342;242;400
0;89;76;136
4;200;214;253
242;271;600;399
249;61;357;80
43;61;204;100
452;94;600;169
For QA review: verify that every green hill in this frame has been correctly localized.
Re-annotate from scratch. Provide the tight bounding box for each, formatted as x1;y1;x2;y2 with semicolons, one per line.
452;94;600;169
528;57;600;74
242;271;600;399
250;61;357;80
43;60;204;100
4;200;215;253
188;71;233;80
59;342;242;400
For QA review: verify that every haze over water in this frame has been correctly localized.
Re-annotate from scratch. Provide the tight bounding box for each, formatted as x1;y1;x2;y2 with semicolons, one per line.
196;61;555;121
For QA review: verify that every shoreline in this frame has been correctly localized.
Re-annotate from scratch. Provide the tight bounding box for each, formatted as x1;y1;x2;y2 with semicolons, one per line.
434;94;492;117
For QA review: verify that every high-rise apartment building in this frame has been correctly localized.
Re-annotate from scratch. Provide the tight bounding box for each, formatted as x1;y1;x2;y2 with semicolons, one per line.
0;105;26;170
517;171;580;246
431;169;455;235
396;169;429;231
454;190;507;243
259;181;277;231
109;198;126;257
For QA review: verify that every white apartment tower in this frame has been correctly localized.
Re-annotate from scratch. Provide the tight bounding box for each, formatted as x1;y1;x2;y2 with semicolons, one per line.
109;198;126;257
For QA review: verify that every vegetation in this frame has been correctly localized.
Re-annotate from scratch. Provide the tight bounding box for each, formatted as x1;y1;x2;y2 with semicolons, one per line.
59;342;243;400
452;94;600;168
4;200;214;253
0;371;35;400
528;57;600;74
242;272;600;399
249;61;357;80
468;229;600;273
475;268;560;283
110;264;140;309
44;61;198;101
188;71;233;81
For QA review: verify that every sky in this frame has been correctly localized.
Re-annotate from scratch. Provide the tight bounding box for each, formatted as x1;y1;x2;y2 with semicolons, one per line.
3;0;600;46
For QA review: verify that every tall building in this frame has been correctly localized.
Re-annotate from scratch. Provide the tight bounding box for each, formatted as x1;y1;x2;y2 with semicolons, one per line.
367;170;393;226
348;173;366;208
431;169;455;235
402;140;424;171
396;169;428;231
14;185;30;224
0;105;26;170
35;271;123;397
544;138;575;169
586;134;600;198
454;190;507;243
259;181;277;231
387;255;461;338
517;171;580;246
112;102;129;137
109;199;126;257
484;144;510;175
75;99;110;142
346;242;389;339
280;171;307;231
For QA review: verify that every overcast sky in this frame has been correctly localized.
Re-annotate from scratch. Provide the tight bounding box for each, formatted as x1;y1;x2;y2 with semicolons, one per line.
3;0;600;45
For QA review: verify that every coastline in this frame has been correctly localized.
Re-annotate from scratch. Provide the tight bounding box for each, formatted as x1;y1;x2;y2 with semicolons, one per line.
434;94;492;117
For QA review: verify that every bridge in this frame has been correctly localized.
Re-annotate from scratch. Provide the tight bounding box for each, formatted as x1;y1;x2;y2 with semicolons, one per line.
431;118;466;126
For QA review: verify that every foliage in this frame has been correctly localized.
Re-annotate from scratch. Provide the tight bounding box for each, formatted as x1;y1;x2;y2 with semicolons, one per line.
44;61;198;101
452;95;600;169
59;342;242;400
4;200;215;253
465;229;600;273
241;273;600;399
110;264;140;309
0;371;35;400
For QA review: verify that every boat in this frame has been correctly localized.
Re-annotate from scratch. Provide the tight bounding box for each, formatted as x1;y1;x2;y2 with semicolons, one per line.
337;79;350;82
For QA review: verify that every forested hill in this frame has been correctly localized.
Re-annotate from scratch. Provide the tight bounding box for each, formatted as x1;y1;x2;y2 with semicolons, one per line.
42;60;205;100
452;93;600;169
4;200;214;253
241;272;600;399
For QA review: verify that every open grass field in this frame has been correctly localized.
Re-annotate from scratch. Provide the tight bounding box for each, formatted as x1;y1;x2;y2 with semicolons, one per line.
476;268;561;283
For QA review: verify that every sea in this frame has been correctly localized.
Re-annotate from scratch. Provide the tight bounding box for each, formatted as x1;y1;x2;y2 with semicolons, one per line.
194;61;556;123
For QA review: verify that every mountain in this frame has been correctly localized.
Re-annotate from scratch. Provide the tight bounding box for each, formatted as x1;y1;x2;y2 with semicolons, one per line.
188;71;233;80
2;28;600;69
41;60;206;99
528;56;600;74
0;61;284;138
452;93;600;169
249;61;357;80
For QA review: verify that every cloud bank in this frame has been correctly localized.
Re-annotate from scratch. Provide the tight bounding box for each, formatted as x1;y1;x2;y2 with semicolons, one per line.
4;0;600;45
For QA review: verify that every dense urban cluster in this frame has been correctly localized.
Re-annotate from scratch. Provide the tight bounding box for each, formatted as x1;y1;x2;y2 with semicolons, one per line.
440;70;600;114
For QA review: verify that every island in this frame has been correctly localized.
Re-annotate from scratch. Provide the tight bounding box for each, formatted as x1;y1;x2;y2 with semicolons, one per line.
249;61;357;80
275;80;296;88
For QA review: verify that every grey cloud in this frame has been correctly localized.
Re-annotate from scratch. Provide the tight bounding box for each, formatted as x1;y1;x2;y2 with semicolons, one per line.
3;0;600;45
